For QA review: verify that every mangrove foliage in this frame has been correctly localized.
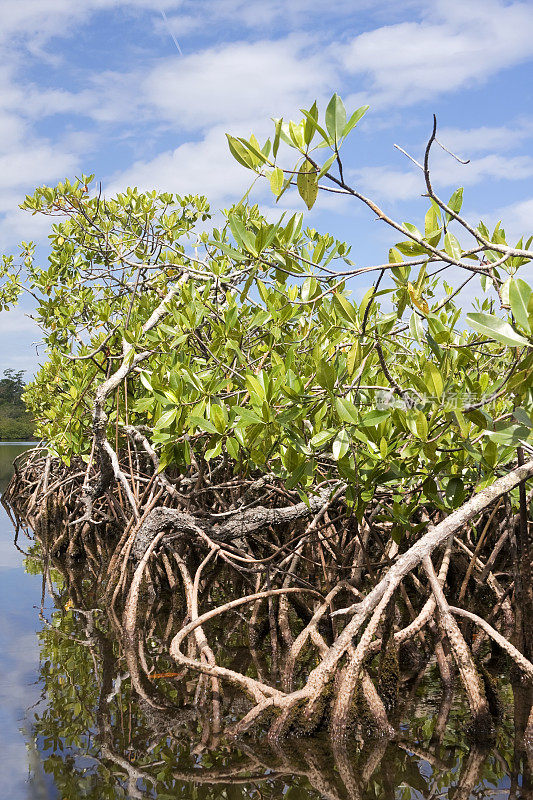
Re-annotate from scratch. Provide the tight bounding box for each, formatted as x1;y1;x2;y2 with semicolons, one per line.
2;95;533;754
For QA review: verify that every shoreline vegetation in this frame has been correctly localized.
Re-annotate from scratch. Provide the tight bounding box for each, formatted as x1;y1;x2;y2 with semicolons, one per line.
2;95;532;757
0;369;34;441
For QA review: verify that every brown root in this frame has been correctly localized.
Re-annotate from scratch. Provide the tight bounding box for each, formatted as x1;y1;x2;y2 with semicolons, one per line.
4;447;533;748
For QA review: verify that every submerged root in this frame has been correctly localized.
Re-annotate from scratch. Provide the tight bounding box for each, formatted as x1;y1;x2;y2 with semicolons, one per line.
356;671;395;739
4;448;533;746
423;555;494;742
526;702;533;753
378;644;400;713
479;663;503;721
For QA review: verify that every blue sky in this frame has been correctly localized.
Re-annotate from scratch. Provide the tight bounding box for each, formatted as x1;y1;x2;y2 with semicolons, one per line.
1;0;532;374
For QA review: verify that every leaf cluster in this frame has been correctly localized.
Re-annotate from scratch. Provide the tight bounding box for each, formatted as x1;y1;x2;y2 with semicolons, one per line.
2;97;532;534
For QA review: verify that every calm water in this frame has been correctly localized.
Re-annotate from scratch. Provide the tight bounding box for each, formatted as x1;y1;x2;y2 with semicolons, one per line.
0;443;528;799
0;443;56;798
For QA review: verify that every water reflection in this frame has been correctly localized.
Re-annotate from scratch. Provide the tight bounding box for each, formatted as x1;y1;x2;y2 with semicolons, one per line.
0;443;531;799
0;442;55;800
26;555;533;799
0;442;37;494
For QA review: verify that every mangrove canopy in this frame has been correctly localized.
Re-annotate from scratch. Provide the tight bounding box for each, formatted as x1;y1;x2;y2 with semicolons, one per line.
3;94;533;750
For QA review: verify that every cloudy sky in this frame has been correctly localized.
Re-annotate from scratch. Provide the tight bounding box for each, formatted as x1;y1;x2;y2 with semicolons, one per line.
1;0;532;374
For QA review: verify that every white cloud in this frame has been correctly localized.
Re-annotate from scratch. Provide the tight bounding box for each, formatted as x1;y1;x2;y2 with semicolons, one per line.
0;141;80;251
483;197;533;244
502;198;533;232
0;110;26;149
155;0;423;38
0;146;79;192
142;37;336;131
353;151;533;202
0;351;42;375
105;124;257;203
437;120;533;157
153;11;199;39
0;56;86;251
439;154;533;186
0;306;41;375
104;34;338;203
0;0;184;45
339;0;533;107
0;310;37;335
0;206;59;252
353;167;423;202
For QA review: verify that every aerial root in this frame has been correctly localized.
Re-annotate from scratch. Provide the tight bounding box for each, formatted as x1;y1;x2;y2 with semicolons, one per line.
423;555;493;741
4;449;533;746
526;702;533;753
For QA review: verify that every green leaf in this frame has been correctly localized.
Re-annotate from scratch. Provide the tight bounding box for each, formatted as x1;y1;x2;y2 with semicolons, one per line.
302;276;318;301
332;428;350;460
359;286;376;318
205;438;222;460
360;409;390;427
214;241;247;261
351;428;370;445
466;313;530;347
226;437;240;460
395;240;429;257
272;117;283;157
454;409;470;438
509;277;532;333
155;408;178;429
335;396;359;425
187;415;218;434
415;410;428;440
424;362;444;399
426;331;442;360
310;430;335;448
513;407;533;428
283;445;301;472
389;247;404;264
500;277;511;307
289;121;305;150
236;407;264;426
240;271;255;302
346;342;361;376
269;167;284;198
325;93;346;144
332;292;357;324
466;407;491;430
446;187;463;221
300;105;329;143
444;232;462;261
246;373;266;401
229;214;258;256
226;134;257;170
485;424;530;446
424;205;440;244
238;134;273;166
317;153;337;179
139;371;152;391
282;212;303;245
409;311;424;342
342;105;369;138
316;358;336;391
297;159;318;210
210;403;228;433
446;476;464;507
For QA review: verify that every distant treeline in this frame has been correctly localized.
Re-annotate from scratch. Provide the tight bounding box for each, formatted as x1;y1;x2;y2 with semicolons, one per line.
0;369;35;440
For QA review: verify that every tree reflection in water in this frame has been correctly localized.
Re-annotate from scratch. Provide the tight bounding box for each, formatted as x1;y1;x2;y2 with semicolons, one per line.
19;537;531;800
